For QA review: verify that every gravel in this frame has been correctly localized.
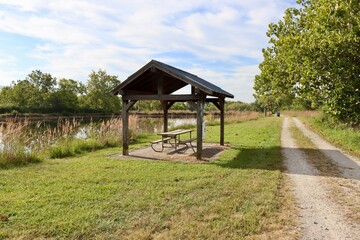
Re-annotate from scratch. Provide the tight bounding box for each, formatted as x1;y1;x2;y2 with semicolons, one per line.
282;117;360;240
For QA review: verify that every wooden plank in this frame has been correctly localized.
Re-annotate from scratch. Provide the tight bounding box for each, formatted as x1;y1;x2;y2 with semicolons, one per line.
151;137;171;144
123;94;202;101
158;129;192;137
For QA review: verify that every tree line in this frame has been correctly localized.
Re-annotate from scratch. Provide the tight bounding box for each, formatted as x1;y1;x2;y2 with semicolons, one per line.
0;70;259;114
254;0;359;125
0;70;121;114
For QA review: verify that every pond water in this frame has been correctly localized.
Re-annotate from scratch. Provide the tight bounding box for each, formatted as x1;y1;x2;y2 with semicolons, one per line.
136;117;197;133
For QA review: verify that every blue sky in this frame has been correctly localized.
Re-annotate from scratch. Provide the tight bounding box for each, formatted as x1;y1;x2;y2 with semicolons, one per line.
0;0;296;102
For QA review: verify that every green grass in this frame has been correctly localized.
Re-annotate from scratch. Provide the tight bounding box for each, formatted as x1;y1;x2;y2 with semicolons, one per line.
0;117;289;239
49;138;120;159
302;117;360;157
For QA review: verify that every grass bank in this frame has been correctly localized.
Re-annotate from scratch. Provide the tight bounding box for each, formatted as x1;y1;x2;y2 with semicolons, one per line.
0;117;294;239
305;118;360;157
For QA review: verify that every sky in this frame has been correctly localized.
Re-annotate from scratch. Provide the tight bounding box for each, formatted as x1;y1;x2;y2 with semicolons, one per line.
0;0;296;102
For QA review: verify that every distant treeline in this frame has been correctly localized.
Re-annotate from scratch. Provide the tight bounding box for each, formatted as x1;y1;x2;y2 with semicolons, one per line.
0;70;260;115
0;70;121;114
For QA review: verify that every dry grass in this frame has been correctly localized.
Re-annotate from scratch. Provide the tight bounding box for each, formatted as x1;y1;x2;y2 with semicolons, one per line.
0;118;42;167
49;117;128;158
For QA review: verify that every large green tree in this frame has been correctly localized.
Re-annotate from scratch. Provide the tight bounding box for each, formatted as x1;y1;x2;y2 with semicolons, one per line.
81;70;121;113
254;0;360;124
49;79;85;112
5;70;57;112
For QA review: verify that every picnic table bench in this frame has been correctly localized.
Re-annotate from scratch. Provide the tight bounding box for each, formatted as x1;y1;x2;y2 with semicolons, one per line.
150;129;196;152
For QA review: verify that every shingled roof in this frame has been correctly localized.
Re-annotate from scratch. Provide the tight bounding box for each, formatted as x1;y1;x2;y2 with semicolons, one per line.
111;59;234;98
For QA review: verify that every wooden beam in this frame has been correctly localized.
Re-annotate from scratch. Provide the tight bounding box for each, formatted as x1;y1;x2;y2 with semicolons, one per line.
123;94;202;101
123;100;137;112
191;86;195;95
207;99;221;110
186;100;197;110
167;101;176;109
119;90;156;95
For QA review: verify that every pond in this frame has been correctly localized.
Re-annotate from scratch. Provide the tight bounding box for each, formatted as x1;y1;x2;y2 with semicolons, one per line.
136;117;197;133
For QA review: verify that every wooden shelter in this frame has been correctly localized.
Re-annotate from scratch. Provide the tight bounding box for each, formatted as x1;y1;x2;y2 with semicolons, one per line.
111;60;234;159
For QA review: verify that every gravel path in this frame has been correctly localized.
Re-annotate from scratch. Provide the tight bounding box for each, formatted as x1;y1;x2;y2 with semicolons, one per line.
281;117;360;240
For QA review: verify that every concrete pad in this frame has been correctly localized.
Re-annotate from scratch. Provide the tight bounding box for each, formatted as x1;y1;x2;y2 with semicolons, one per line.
111;143;228;164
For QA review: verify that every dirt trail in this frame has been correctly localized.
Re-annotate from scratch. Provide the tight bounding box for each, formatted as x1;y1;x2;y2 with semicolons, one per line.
292;118;360;180
281;117;360;240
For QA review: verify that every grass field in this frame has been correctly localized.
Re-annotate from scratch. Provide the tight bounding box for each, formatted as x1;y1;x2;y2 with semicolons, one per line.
0;117;294;239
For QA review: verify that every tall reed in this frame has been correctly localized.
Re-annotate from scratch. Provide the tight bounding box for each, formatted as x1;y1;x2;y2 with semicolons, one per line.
0;118;41;167
0;116;138;164
49;116;129;158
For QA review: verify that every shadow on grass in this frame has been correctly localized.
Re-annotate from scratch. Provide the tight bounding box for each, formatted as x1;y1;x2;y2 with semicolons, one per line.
215;146;360;180
0;158;42;170
215;146;283;171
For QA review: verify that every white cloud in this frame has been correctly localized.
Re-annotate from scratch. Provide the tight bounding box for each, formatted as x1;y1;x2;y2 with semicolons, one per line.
186;65;260;102
0;0;295;101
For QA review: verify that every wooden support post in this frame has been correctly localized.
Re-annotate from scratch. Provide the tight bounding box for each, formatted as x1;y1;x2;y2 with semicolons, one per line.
161;101;175;132
219;97;225;146
122;99;129;155
164;107;168;132
208;97;225;146
196;98;204;160
121;99;137;156
161;101;168;132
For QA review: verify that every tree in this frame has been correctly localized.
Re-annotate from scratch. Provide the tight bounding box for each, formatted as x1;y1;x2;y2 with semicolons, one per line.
82;70;121;113
49;79;83;113
254;0;360;124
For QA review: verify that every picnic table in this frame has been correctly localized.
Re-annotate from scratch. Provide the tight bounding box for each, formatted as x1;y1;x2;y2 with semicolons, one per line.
151;129;197;152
